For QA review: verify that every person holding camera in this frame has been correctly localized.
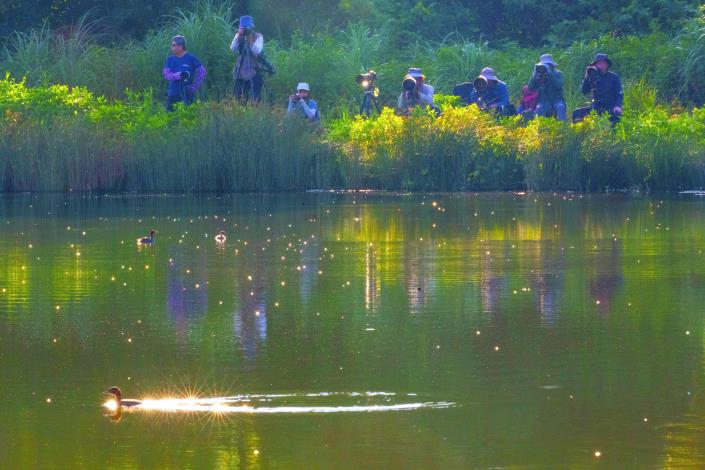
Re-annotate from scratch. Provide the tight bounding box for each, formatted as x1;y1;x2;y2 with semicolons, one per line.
469;68;512;115
287;83;320;123
397;68;435;115
528;54;566;121
162;35;206;111
572;53;623;125
230;15;265;104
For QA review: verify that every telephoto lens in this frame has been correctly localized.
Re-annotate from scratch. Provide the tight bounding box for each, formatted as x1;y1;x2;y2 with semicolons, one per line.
181;70;191;83
402;75;417;92
473;76;488;92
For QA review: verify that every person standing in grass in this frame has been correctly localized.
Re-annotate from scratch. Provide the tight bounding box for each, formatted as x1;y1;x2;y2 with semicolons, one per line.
528;54;566;121
163;35;206;111
287;83;320;123
231;15;265;104
573;53;623;125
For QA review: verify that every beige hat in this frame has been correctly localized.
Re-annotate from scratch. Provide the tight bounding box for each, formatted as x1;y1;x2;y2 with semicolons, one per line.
296;82;310;92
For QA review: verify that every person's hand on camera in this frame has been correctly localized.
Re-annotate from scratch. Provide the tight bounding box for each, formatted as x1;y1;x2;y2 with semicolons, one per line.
173;72;182;80
289;93;300;102
613;106;623;115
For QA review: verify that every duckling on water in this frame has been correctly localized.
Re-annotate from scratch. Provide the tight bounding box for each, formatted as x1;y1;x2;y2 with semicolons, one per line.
137;230;155;246
215;230;227;244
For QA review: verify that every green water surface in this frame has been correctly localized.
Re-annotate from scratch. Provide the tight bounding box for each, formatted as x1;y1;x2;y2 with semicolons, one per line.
1;192;704;468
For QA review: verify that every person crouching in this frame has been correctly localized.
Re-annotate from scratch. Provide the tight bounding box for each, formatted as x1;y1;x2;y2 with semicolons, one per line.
287;83;320;123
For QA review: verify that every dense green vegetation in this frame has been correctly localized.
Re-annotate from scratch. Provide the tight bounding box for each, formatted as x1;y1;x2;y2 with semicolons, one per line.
2;1;705;192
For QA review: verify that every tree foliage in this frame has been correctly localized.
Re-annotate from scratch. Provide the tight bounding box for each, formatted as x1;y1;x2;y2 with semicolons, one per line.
0;0;700;46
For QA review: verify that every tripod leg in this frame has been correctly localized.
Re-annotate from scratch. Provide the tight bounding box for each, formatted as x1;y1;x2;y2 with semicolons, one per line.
373;97;381;115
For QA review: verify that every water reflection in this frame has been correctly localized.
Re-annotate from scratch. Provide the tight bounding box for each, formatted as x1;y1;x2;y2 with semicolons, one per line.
479;245;509;316
364;243;381;312
167;247;208;341
404;242;436;315
233;255;268;362
588;241;624;314
1;193;704;468
532;243;566;324
298;241;320;306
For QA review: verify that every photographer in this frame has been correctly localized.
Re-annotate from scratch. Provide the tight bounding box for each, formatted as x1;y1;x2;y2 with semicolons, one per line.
397;68;436;115
230;15;264;104
287;83;320;123
527;54;566;121
162;35;206;111
469;68;512;115
573;53;623;125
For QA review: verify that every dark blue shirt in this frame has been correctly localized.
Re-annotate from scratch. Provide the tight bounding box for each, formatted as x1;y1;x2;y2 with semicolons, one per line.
582;71;623;112
164;52;203;97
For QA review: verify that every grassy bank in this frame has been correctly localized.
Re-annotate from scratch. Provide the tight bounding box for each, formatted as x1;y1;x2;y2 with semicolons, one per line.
0;78;336;192
1;77;704;192
3;2;705;192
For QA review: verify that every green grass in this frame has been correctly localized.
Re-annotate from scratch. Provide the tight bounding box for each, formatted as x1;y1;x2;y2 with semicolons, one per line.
2;76;705;193
2;2;705;193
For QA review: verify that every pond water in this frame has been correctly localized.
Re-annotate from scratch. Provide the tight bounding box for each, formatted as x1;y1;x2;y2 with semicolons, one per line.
1;192;704;468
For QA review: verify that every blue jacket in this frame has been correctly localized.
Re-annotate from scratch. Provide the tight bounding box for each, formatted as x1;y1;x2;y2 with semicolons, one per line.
582;71;623;112
470;80;510;110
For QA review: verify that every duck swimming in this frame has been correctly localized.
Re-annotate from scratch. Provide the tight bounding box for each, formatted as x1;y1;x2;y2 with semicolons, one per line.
137;230;155;246
214;230;227;244
105;386;142;409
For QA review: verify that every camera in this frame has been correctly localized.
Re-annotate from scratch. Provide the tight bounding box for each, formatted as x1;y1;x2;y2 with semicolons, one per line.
473;76;488;93
402;75;417;92
290;92;302;102
180;70;191;83
535;64;547;75
586;66;599;80
257;52;276;74
356;70;378;90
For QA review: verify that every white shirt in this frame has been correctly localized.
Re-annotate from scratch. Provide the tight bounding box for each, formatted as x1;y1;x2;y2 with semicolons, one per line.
230;33;263;56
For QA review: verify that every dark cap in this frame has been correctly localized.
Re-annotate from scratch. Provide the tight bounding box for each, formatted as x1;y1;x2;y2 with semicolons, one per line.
590;53;612;67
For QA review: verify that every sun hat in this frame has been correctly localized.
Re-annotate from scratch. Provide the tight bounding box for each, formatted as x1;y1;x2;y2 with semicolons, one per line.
590;53;612;67
479;67;499;81
296;82;310;92
239;16;255;29
407;67;425;79
538;54;557;67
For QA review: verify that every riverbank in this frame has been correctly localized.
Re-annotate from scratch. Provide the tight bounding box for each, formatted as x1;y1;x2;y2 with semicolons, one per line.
1;77;704;192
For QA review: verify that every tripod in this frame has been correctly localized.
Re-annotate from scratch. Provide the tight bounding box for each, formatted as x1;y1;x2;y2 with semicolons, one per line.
359;86;381;117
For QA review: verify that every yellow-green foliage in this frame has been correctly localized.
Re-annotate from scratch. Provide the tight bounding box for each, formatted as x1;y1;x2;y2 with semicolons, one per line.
335;100;705;191
2;76;705;193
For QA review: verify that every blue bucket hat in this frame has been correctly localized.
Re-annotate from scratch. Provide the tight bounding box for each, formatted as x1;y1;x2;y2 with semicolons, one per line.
239;16;255;29
591;53;612;67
